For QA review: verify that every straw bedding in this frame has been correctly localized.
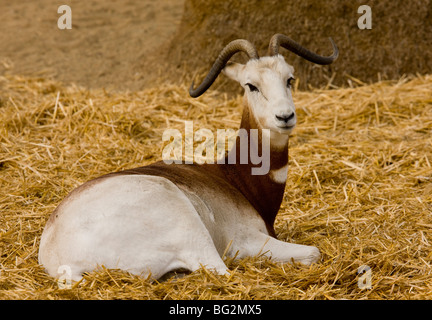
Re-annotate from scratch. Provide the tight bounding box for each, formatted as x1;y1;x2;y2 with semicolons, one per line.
0;73;431;299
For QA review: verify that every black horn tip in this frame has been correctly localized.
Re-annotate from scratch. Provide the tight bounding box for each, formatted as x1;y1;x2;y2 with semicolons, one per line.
189;81;199;98
328;37;339;62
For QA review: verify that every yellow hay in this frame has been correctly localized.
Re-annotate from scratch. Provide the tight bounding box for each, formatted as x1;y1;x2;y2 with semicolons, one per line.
0;73;431;299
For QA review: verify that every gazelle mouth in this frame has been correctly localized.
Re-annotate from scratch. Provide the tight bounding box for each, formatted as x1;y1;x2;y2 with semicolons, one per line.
275;125;295;134
276;124;295;130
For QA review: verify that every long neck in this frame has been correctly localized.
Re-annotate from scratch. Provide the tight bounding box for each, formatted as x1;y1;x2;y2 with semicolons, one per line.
214;100;290;236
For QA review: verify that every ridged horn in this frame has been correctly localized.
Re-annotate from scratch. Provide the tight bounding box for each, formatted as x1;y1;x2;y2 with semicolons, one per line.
268;34;338;65
189;39;259;97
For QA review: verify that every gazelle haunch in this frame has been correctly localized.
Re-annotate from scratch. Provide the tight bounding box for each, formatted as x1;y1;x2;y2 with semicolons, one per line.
39;34;338;281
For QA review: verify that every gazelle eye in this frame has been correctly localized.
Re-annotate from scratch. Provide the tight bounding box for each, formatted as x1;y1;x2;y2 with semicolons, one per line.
246;83;259;92
287;77;295;88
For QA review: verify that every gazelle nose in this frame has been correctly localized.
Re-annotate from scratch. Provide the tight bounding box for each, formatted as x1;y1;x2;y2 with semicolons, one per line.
275;113;295;123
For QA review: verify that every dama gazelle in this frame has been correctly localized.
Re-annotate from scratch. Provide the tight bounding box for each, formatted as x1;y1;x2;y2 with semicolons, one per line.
39;34;338;281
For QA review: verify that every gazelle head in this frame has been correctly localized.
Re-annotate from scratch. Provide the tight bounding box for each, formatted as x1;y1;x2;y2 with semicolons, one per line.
190;34;338;135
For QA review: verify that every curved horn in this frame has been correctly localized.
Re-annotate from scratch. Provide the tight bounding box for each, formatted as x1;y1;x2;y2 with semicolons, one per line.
189;39;259;97
268;34;338;65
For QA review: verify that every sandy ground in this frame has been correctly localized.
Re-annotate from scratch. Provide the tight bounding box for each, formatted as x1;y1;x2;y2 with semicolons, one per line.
0;0;184;91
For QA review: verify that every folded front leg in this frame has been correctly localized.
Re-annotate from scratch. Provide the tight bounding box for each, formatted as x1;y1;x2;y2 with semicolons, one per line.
234;232;320;266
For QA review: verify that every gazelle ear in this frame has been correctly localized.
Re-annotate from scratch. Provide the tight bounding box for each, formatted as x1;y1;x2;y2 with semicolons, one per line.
222;62;245;83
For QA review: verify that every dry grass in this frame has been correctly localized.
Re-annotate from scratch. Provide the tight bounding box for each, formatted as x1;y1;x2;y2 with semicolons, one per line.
0;73;431;300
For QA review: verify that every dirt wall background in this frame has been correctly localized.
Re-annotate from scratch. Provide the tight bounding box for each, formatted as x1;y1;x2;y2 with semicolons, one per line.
1;1;431;92
0;0;183;91
167;0;432;90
